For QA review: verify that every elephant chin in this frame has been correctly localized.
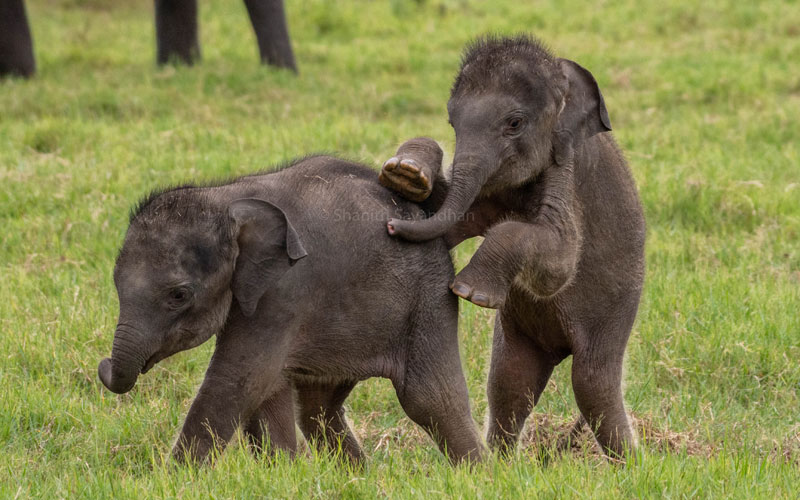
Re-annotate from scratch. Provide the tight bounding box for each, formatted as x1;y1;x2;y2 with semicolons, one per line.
98;357;140;394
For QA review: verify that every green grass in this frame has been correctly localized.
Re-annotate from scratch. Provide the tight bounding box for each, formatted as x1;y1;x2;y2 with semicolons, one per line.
2;0;799;497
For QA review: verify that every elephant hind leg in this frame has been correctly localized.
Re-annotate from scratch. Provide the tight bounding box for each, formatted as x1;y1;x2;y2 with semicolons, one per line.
295;381;364;464
244;381;298;458
571;319;637;461
394;294;485;464
393;372;485;464
486;313;556;455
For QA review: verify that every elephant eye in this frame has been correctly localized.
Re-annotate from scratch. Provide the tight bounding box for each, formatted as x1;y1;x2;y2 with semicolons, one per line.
507;117;523;130
167;287;193;309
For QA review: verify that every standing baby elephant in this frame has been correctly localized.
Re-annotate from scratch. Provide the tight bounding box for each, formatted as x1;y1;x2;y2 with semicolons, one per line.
98;156;484;464
379;35;645;459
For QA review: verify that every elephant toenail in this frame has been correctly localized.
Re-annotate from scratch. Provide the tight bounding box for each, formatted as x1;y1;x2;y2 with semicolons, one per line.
471;293;490;307
402;160;418;171
451;283;471;298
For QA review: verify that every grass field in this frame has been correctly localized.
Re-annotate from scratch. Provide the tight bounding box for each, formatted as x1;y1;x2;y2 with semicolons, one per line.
2;0;799;497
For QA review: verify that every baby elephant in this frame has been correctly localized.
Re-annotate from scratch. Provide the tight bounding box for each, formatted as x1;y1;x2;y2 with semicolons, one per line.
380;36;645;459
98;156;484;464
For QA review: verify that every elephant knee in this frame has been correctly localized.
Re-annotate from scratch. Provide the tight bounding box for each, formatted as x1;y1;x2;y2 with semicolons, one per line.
517;258;575;298
541;265;574;296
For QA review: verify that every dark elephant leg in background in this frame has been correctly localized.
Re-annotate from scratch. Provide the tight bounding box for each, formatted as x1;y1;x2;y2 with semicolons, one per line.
243;0;297;72
0;0;36;78
244;381;298;458
155;0;200;65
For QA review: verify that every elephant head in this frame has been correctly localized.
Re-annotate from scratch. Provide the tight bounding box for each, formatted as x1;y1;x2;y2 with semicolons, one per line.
387;36;611;242
98;192;306;394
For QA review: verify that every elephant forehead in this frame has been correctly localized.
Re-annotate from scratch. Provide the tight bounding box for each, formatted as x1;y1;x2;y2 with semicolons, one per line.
449;93;520;123
120;260;156;293
114;254;189;307
117;231;187;280
449;81;556;128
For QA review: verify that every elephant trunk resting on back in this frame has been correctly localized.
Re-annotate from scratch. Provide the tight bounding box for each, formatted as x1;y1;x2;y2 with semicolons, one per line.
98;156;484;464
380;35;646;460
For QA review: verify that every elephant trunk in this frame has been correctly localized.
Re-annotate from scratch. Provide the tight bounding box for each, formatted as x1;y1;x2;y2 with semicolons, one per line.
387;154;488;242
98;324;150;394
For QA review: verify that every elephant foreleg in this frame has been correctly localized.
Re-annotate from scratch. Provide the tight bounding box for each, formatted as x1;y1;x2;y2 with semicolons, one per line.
295;381;364;464
450;215;577;308
451;164;580;308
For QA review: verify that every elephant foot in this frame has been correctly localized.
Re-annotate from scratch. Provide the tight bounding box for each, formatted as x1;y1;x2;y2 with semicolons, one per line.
450;269;509;309
379;157;433;202
380;137;442;203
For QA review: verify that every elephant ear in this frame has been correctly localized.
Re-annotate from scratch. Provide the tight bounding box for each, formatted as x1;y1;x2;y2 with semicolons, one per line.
554;58;612;156
229;198;307;317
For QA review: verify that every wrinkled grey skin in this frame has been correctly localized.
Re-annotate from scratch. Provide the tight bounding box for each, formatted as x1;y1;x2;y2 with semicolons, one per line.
98;156;484;464
379;36;645;460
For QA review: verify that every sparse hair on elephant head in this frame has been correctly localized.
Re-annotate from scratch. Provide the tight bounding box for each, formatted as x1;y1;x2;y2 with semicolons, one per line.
388;34;613;242
98;189;306;395
450;34;611;179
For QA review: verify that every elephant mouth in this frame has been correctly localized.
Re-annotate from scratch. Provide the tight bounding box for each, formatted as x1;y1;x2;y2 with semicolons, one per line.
141;352;167;374
140;328;197;374
141;355;158;374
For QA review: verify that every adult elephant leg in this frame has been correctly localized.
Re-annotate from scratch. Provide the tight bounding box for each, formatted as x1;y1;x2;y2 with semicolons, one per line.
486;312;555;455
155;0;200;65
243;0;297;72
295;381;364;463
244;381;298;458
0;0;36;77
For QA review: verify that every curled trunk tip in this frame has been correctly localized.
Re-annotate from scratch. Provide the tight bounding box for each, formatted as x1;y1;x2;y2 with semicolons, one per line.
98;356;139;394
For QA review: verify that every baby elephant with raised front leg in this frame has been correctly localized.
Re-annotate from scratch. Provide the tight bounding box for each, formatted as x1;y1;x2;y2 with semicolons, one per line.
379;35;645;461
97;156;484;465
